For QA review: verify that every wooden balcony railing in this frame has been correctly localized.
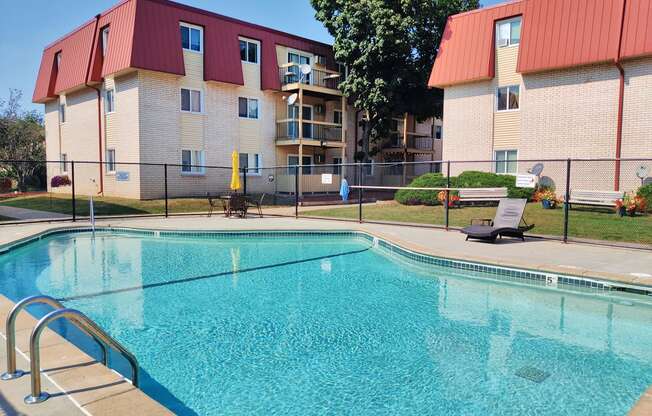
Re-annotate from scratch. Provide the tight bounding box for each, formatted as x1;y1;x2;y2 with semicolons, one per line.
278;63;341;90
276;120;343;143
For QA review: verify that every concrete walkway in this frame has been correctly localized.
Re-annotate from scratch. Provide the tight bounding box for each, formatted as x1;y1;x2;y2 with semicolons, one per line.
0;206;70;221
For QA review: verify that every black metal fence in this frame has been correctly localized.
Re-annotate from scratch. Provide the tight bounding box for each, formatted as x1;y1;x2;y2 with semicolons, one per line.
1;158;650;249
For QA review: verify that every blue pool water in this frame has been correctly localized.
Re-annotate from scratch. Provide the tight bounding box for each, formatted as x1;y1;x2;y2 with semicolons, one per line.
0;231;651;415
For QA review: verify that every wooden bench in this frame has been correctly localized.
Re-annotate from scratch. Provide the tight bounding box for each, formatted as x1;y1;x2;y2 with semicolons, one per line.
567;189;624;208
458;187;508;203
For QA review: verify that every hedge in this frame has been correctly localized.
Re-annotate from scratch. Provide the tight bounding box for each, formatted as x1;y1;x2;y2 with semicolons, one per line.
638;183;652;211
395;171;535;205
394;173;453;205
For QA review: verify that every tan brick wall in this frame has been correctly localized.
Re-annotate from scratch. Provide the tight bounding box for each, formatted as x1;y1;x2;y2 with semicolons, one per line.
442;82;494;173
103;72;142;198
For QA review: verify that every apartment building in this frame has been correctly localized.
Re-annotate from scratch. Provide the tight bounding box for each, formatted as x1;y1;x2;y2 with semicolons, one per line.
33;0;356;199
429;0;652;192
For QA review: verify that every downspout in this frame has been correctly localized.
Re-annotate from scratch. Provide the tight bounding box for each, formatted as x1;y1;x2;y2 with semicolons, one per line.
613;0;627;191
84;14;104;195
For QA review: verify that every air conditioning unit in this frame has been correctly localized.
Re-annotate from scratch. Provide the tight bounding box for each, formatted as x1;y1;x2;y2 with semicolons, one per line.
498;38;509;47
315;104;325;115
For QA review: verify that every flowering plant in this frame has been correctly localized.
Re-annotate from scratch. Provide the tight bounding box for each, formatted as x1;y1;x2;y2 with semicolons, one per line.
535;189;559;203
50;175;72;188
437;190;460;207
615;192;647;216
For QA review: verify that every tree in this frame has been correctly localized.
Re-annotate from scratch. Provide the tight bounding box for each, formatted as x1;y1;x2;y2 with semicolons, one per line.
311;0;479;160
0;89;46;191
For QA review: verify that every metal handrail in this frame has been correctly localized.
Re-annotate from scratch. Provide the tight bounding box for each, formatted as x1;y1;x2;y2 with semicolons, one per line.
25;308;139;404
1;295;107;381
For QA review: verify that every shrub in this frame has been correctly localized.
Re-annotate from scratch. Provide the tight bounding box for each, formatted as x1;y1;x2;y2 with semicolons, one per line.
395;173;455;205
0;177;12;193
456;170;535;200
50;175;72;188
637;183;652;211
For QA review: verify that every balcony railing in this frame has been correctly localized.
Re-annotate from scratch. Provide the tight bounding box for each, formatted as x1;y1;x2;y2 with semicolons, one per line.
276;120;343;143
382;132;435;152
279;63;341;90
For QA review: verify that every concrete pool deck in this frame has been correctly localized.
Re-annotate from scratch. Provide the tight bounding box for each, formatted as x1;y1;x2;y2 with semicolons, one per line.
0;215;651;415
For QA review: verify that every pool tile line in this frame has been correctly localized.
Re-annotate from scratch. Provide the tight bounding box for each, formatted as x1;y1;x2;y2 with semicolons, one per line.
1;226;651;297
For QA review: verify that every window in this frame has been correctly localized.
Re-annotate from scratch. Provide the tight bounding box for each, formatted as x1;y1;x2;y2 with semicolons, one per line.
180;23;202;52
239;153;262;175
239;38;259;64
288;155;312;175
496;85;519;111
55;51;62;71
333;157;342;175
60;153;68;173
288;52;311;84
59;103;66;123
106;149;116;173
238;97;259;119
105;89;115;113
496;17;521;47
181;88;202;113
434;125;442;140
101;27;110;57
181;150;205;174
333;110;342;125
363;160;374;176
495;150;518;174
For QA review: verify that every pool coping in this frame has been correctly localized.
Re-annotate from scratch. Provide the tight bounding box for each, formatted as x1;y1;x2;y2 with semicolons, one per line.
0;294;172;416
0;224;651;414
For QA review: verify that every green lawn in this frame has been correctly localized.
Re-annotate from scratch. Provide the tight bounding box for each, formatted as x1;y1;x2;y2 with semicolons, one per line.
0;194;207;217
305;202;652;245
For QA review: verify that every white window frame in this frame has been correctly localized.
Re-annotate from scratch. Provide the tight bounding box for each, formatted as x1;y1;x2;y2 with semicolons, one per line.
239;153;262;176
238;97;260;120
496;85;520;112
181;150;206;175
287;49;313;85
494;149;518;175
180;88;203;114
55;52;62;71
180;22;203;53
105;89;115;114
101;26;110;57
105;149;116;174
60;153;68;173
238;37;260;64
496;17;521;48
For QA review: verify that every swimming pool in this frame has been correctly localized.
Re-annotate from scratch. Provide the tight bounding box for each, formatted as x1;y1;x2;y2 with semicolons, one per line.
0;229;650;415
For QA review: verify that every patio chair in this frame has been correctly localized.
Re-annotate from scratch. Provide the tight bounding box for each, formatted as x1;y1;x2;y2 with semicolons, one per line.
206;193;226;217
246;193;265;218
229;194;248;218
461;198;534;242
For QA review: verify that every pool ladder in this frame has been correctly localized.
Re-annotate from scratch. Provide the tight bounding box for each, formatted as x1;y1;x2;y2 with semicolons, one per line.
1;295;139;404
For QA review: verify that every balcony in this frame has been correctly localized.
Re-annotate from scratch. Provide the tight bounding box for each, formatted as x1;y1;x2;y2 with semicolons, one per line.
276;120;344;147
382;131;436;154
278;63;342;96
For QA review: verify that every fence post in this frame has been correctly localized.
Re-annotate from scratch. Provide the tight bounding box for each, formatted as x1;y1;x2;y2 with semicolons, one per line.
445;160;451;230
563;158;571;243
71;161;76;222
242;167;247;196
164;164;168;218
294;165;299;219
358;163;363;223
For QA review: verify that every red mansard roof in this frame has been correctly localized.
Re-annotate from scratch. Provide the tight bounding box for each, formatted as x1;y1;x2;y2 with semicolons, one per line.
33;0;335;103
429;0;652;88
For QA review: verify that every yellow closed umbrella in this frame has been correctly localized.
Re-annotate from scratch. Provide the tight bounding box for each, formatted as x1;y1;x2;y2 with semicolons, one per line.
230;150;241;192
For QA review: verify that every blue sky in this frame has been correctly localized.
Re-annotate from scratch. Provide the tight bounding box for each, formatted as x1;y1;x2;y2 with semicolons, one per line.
0;0;504;113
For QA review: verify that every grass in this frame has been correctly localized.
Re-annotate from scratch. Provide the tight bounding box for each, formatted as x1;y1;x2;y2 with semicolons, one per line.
305;201;652;245
0;194;207;217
